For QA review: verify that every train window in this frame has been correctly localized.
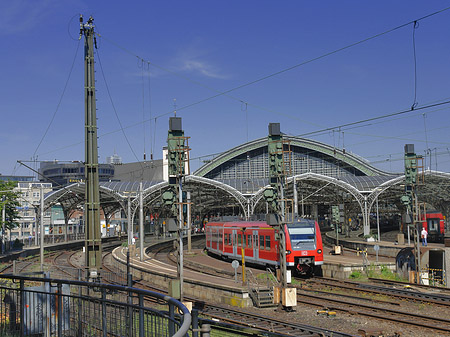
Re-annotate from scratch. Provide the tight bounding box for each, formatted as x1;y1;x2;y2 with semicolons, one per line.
238;234;242;246
247;235;252;248
265;236;271;250
224;233;228;245
428;219;439;232
259;235;264;249
229;233;232;245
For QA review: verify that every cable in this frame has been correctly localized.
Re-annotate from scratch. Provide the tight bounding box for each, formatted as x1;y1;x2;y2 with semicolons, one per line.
297;99;450;138
411;21;419;110
32;39;81;159
141;59;146;160
147;62;154;160
95;48;144;172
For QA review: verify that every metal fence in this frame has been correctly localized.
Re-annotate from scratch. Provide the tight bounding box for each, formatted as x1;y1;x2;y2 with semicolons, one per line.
0;274;191;336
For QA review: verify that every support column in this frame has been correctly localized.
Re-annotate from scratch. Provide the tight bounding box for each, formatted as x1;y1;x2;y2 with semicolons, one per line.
293;179;298;216
127;195;132;246
40;185;44;271
363;196;370;236
63;208;69;242
139;182;144;261
187;192;191;253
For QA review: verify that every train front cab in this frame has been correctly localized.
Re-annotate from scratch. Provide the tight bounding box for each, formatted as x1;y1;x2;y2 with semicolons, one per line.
423;212;445;243
285;219;323;275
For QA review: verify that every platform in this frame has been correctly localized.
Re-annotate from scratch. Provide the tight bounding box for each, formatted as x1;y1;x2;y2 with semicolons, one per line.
112;242;254;308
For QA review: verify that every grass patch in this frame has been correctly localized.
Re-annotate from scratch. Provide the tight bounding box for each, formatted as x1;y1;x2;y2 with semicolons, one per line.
348;264;408;282
349;270;363;280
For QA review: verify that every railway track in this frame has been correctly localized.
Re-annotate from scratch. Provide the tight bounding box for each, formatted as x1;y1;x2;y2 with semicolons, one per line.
199;304;354;337
306;276;450;306
368;277;450;294
296;289;450;334
113;245;355;337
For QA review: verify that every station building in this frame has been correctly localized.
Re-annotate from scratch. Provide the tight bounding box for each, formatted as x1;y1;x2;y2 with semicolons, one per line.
40;135;450;237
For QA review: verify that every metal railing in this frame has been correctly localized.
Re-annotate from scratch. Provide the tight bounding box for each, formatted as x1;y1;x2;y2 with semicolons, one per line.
0;274;191;336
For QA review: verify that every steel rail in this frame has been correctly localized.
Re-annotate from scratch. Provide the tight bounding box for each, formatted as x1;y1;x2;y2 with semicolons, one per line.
296;290;450;334
308;276;450;306
199;304;356;337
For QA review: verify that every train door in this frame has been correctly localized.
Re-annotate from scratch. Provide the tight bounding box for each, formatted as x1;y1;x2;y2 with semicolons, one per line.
232;230;238;257
252;230;259;260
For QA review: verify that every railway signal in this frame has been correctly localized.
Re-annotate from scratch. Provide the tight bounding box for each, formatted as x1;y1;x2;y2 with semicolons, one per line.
264;123;296;309
165;117;190;302
402;144;423;284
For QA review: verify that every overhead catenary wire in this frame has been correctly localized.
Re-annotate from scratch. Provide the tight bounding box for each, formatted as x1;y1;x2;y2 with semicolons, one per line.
95;47;145;175
29;7;450;173
297;99;450;139
411;20;419;110
32;39;81;160
84;6;450;158
100;6;450;124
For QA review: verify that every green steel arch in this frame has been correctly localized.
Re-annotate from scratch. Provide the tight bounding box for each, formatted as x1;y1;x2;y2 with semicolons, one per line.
194;136;389;179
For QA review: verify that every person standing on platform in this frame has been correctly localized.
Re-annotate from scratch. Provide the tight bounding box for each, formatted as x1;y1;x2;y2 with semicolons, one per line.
421;227;428;246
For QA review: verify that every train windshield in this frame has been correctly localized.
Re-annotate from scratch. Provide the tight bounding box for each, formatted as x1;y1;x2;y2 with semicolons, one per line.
287;219;316;251
427;218;439;232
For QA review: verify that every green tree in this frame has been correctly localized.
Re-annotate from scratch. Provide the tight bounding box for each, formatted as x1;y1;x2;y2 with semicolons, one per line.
0;181;21;231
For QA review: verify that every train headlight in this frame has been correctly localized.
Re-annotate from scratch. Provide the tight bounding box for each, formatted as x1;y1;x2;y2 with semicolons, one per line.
286;250;291;255
317;249;322;254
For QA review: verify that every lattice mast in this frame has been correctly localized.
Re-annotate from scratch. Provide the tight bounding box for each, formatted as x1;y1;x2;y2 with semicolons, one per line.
264;123;289;288
401;144;423;283
164;117;190;301
81;15;102;281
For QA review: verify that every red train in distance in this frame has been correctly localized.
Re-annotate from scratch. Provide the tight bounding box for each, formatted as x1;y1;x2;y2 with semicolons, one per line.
421;211;445;243
205;217;323;275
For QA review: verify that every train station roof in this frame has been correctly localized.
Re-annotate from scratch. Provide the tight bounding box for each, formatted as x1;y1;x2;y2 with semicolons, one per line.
42;135;450;219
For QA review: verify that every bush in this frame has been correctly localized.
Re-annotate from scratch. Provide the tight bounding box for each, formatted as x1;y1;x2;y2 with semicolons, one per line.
12;238;23;250
349;271;362;279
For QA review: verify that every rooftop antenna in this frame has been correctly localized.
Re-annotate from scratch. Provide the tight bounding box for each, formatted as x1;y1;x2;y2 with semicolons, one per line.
173;98;177;117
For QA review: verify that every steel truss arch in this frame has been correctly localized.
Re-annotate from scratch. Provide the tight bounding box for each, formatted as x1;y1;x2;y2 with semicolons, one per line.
251;172;366;213
130;176;249;218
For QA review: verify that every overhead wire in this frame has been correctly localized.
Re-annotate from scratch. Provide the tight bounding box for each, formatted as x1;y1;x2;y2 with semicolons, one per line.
140;59;146;160
95;46;145;172
31;7;450;171
32;39;81;160
411;20;419;110
296;99;450;138
92;6;450;142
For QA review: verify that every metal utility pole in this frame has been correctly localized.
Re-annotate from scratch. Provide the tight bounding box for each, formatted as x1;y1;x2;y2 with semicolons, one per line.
163;117;190;302
81;15;102;281
187;192;192;253
139;182;144;261
127;195;132;246
1;196;5;255
40;185;44;271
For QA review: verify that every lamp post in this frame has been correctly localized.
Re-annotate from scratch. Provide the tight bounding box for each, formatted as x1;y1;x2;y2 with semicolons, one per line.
1;196;5;255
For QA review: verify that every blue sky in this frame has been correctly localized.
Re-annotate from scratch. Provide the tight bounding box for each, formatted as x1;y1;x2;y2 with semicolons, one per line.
2;1;450;177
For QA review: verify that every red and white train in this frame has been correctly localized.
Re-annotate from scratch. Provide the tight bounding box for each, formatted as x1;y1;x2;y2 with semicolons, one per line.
402;210;445;243
420;211;445;243
205;217;323;275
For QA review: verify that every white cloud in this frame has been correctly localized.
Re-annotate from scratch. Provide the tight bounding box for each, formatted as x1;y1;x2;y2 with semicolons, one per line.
181;59;229;79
